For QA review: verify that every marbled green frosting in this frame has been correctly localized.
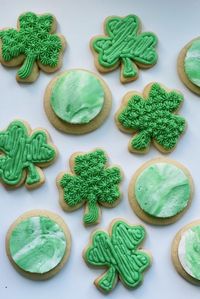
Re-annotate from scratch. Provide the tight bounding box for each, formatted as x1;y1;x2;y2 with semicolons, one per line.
135;162;191;218
178;225;200;280
184;39;200;87
9;216;67;274
50;70;105;124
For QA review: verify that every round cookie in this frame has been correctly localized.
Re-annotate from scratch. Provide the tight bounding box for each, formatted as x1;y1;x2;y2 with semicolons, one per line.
83;218;151;293
57;149;123;226
172;220;200;285
6;210;71;280
0;12;66;83
0;120;57;189
115;82;186;154
44;69;112;134
178;37;200;95
128;157;193;225
90;14;158;83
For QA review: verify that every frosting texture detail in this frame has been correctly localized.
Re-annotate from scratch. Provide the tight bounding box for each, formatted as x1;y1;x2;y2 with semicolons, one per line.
135;162;191;218
50;70;105;124
178;225;200;280
184;39;200;87
9;216;67;274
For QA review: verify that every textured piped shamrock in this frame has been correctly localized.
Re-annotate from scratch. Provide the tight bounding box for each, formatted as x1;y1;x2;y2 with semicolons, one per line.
0;120;57;188
0;12;65;82
116;83;186;154
57;149;122;225
84;220;151;293
91;15;158;83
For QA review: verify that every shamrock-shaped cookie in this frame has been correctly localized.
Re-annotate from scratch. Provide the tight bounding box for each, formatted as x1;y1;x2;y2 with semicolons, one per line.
83;219;151;293
57;149;122;226
0;12;66;82
0;120;57;188
90;15;158;83
115;83;186;154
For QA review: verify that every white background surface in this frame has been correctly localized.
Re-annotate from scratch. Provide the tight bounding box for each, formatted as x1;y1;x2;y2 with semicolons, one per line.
0;0;200;298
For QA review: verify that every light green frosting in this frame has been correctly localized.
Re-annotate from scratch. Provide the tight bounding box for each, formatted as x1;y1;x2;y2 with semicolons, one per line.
135;162;191;218
50;70;105;124
184;39;200;87
178;225;200;280
9;216;67;274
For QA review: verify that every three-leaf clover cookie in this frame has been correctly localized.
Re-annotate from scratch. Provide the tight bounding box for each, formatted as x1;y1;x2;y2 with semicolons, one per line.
83;219;151;293
57;149;122;226
90;15;158;83
0;12;66;82
115;83;186;154
0;120;57;188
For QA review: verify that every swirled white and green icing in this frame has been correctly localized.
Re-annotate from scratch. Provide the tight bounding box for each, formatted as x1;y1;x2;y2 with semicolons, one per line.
134;162;191;218
184;39;200;87
50;70;105;124
9;216;67;274
178;224;200;280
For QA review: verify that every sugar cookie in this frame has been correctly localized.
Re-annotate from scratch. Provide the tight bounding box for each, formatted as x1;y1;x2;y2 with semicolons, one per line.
115;82;186;154
57;149;122;226
44;69;112;134
178;37;200;95
83;219;151;293
128;157;193;225
0;12;66;83
172;220;200;285
0;120;57;189
6;210;71;280
90;15;158;83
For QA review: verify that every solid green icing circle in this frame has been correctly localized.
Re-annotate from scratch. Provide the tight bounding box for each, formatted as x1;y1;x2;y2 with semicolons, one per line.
178;225;200;280
9;216;67;274
134;162;191;218
50;70;105;124
184;39;200;87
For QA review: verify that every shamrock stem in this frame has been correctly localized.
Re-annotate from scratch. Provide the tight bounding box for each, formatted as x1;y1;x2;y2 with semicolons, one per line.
97;266;117;293
122;57;137;79
25;163;40;186
18;55;36;79
131;131;151;151
83;200;99;225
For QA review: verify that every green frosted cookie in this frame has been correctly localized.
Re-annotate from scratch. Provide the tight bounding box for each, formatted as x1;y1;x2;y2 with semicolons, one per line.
57;149;122;226
83;219;151;293
44;69;112;134
178;37;200;95
0;120;57;189
172;220;200;285
0;12;66;83
116;83;186;154
6;210;71;280
91;15;158;83
129;158;193;225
